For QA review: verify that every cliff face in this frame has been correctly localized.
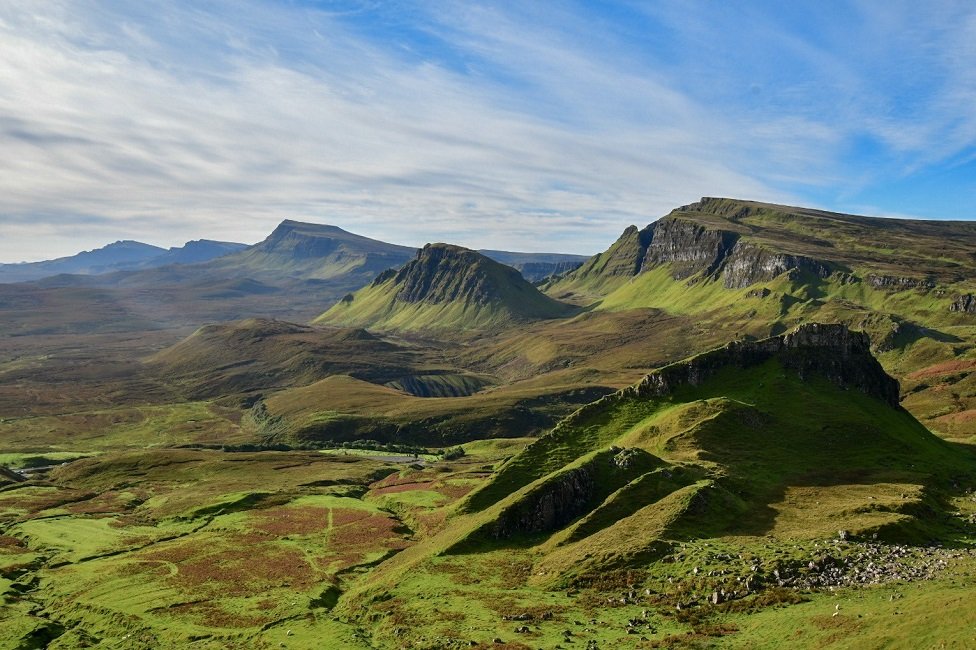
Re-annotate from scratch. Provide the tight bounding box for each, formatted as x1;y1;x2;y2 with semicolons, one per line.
640;218;740;279
631;323;900;407
721;243;832;289
556;208;837;294
489;466;595;538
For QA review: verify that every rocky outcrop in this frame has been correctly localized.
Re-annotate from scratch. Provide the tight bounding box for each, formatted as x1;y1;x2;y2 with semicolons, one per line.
629;323;900;408
721;243;832;289
867;274;937;291
565;215;834;291
390;244;562;311
488;466;595;539
950;294;976;314
566;225;655;284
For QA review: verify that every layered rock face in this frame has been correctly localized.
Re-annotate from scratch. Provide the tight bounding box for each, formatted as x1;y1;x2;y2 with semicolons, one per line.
638;219;833;287
631;323;900;407
567;210;834;290
489;466;595;538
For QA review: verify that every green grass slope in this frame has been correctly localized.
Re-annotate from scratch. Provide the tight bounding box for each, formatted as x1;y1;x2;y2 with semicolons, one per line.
415;325;973;584
543;197;976;438
315;243;577;333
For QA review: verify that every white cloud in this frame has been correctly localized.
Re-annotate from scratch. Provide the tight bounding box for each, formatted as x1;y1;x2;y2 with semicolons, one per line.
0;1;972;262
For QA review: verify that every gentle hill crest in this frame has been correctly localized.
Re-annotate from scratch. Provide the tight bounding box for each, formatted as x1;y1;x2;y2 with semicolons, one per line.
315;243;577;332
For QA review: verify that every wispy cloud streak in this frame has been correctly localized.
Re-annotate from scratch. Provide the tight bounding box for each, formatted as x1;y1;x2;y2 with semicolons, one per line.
0;1;972;261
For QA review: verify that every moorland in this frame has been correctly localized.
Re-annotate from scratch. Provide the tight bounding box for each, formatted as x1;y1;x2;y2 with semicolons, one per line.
2;197;976;649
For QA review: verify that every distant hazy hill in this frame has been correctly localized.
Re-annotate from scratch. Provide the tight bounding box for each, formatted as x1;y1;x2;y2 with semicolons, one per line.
0;239;246;284
316;243;576;332
204;220;418;282
478;250;587;282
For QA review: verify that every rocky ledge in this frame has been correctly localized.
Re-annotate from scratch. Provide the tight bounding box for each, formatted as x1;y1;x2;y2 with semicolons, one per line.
628;323;900;408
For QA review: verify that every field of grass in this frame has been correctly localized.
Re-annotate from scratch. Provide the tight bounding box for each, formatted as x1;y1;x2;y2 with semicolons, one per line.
3;200;976;647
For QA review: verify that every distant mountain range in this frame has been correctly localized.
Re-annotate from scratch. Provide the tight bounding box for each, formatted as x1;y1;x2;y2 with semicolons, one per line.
0;220;590;334
0;239;247;284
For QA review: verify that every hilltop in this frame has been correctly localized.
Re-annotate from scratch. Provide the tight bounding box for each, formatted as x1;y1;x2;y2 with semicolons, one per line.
205;220;417;282
315;243;576;333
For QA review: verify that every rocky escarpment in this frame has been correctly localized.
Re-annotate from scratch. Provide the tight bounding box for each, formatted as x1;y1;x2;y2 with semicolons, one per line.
454;447;663;546
488;466;595;538
630;323;900;407
557;210;835;292
867;274;937;291
640;218;740;279
637;218;834;287
721;242;832;289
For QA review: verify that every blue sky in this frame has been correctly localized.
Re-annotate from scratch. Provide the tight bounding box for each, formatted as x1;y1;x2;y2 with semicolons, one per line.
0;1;974;261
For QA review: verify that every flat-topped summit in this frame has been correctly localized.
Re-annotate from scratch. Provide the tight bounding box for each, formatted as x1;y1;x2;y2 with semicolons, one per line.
314;243;575;332
548;197;976;304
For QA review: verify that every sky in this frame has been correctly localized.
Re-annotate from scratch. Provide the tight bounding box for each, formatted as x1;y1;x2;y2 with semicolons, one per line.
0;1;974;262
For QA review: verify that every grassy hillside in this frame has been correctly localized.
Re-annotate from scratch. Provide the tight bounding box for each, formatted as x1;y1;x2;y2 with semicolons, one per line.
316;243;576;333
335;324;976;648
542;198;976;439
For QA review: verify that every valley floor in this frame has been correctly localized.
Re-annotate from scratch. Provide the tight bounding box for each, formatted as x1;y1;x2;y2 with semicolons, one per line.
3;441;976;649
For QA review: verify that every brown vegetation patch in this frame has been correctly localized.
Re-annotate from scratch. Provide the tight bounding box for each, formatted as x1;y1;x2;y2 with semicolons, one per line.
413;510;449;536
174;543;315;596
165;601;271;629
64;491;131;515
330;513;408;552
330;507;374;528
1;488;97;515
0;535;26;549
907;359;976;380
251;505;331;536
934;409;976;425
435;482;475;500
371;481;436;496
